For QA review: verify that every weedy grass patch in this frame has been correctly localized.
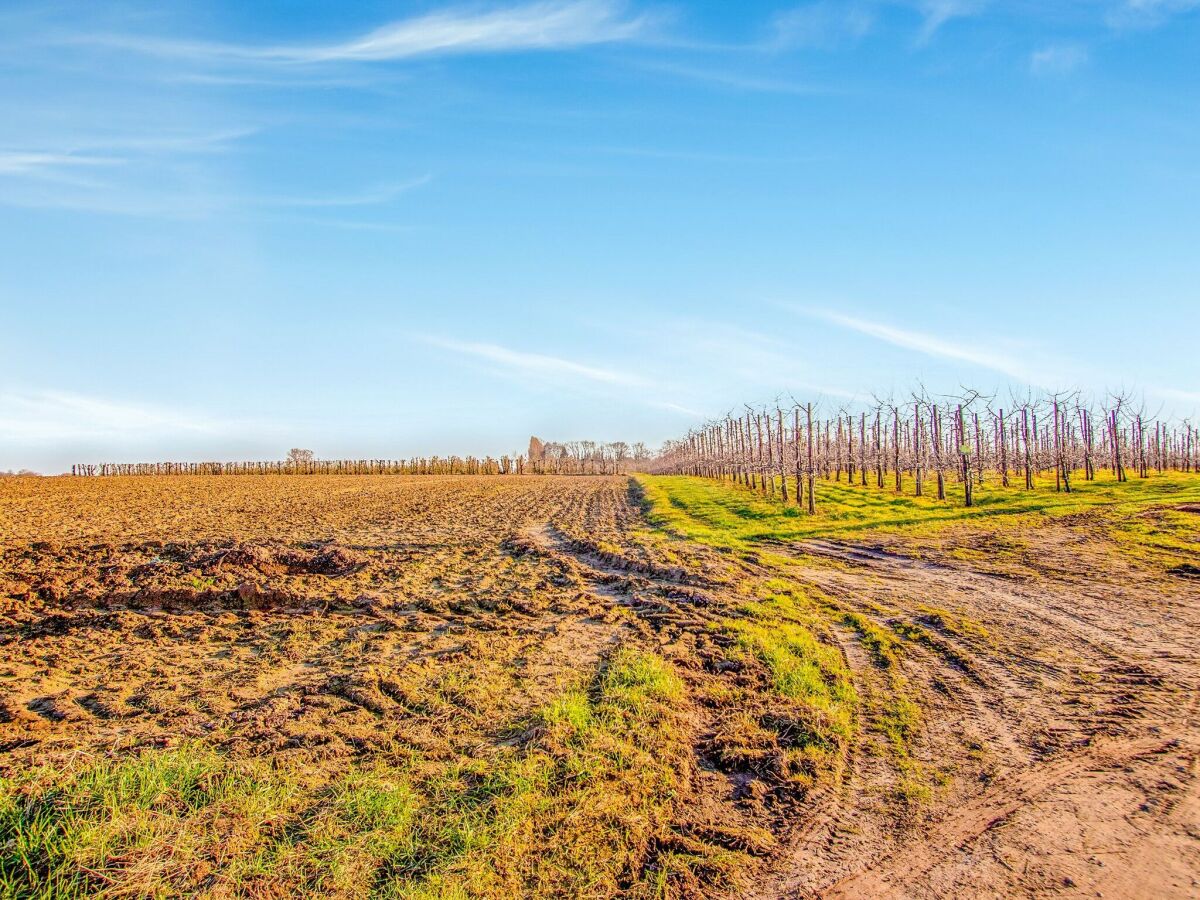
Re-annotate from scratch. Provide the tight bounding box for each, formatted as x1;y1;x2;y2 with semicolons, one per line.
381;648;698;899
0;746;298;899
0;650;735;899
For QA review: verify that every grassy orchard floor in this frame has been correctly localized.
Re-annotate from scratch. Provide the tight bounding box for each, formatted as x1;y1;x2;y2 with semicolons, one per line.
635;471;1200;563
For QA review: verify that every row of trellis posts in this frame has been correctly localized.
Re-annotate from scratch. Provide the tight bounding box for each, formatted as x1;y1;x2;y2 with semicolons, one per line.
653;393;1198;511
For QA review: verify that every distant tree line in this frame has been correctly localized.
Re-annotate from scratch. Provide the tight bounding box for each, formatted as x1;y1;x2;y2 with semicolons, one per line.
72;438;652;478
650;388;1198;511
72;458;525;477
526;437;652;475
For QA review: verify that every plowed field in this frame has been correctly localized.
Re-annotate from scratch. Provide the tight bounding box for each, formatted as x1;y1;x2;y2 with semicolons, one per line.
2;473;1198;898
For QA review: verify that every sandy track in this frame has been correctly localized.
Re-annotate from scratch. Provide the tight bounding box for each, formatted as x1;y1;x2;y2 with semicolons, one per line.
821;733;1184;898
764;522;1200;899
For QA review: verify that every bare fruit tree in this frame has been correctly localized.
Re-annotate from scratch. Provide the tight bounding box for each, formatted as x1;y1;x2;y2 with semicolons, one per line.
287;448;316;466
651;386;1198;513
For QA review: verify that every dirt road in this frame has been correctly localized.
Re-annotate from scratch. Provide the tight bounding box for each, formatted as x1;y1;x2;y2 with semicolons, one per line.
765;518;1200;898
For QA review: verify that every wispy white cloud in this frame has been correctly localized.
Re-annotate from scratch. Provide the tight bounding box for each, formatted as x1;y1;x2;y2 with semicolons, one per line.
0;174;428;218
422;336;649;387
635;60;832;95
256;215;421;233
0;152;120;176
73;1;655;65
0;130;261;211
164;72;392;90
636;317;860;401
803;308;1074;387
915;0;989;43
0;389;228;443
646;399;707;418
2;129;252;162
591;144;823;165
0;130;251;183
422;335;716;420
1106;0;1200;30
254;175;432;209
769;3;874;50
0;183;426;219
1029;43;1088;75
0;129;427;218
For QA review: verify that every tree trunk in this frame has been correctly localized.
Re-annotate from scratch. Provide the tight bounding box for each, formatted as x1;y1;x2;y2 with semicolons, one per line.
776;408;788;503
932;404;946;500
806;403;816;515
913;402;923;497
958;405;973;507
893;408;902;493
794;407;804;508
998;408;1009;487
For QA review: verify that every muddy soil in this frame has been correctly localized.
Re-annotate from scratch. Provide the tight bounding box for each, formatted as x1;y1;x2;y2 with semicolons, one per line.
1;477;645;770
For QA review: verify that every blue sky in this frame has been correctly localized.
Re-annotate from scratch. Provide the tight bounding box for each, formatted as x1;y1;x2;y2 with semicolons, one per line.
1;0;1198;472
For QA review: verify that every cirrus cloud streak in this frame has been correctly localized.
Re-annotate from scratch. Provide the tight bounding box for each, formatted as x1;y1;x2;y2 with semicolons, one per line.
70;0;658;65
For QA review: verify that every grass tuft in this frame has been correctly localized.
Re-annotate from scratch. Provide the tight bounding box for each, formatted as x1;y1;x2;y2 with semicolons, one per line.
0;746;292;899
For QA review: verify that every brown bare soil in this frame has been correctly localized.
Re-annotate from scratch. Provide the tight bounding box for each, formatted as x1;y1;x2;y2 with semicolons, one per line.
1;474;1198;898
1;476;639;767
